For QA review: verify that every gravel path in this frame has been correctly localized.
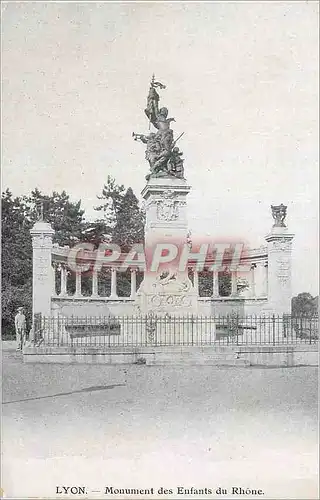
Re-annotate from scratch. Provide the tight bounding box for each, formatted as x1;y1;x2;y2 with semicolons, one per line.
2;344;318;499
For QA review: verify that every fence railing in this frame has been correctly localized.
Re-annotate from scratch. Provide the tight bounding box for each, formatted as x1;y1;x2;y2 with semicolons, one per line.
30;314;319;347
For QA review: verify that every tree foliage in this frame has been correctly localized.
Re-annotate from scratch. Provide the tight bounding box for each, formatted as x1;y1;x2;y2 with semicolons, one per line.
95;175;125;231
113;187;145;251
2;190;33;334
94;178;145;295
291;293;318;317
23;188;86;246
2;179;145;336
95;176;145;250
2;189;86;336
198;270;249;297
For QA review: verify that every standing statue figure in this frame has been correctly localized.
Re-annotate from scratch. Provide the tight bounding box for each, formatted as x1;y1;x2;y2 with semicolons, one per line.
133;75;185;180
144;76;175;131
271;204;287;227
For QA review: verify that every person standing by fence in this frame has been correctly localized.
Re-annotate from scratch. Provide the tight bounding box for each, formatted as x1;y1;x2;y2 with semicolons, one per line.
15;307;26;351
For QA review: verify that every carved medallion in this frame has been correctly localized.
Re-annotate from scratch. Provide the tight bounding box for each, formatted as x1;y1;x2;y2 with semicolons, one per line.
157;190;179;221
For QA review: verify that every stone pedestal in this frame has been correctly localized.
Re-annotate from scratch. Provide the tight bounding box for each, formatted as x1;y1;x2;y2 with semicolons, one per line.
30;221;55;318
142;177;190;243
136;177;198;315
265;226;294;314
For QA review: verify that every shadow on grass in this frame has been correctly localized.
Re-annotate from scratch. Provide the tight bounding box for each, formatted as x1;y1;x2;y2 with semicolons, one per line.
2;384;126;405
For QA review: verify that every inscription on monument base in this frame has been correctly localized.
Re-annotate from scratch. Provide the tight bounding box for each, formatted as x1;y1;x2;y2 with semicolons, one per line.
148;293;192;310
277;259;290;286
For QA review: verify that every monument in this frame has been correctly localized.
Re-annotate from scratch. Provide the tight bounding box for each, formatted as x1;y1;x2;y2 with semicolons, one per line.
133;76;198;315
265;204;294;314
23;77;300;361
27;77;296;342
30;204;55;319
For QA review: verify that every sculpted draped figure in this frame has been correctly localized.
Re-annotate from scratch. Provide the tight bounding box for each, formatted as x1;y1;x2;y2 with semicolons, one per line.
133;75;185;180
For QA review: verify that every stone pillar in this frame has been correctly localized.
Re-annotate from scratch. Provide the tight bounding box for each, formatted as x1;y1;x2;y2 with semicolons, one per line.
30;221;55;318
92;269;98;297
193;269;199;294
250;264;256;297
75;270;82;297
263;262;268;297
212;270;219;297
265;209;294;314
110;268;118;299
60;265;67;296
52;264;57;295
231;271;238;296
130;269;137;299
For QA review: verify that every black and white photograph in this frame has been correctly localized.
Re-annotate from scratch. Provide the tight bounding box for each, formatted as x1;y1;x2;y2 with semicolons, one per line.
1;1;319;499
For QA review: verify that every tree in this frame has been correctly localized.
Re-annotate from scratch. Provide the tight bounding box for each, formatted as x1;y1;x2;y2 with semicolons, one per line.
113;187;145;251
291;293;318;317
198;270;249;297
94;179;145;297
89;176;127;248
95;176;125;232
81;220;112;248
2;189;87;336
2;180;145;336
83;182;145;250
2;190;33;335
23;188;86;246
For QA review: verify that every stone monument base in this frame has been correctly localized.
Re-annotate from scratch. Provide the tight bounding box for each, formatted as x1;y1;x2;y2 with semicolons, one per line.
135;269;198;316
137;176;196;317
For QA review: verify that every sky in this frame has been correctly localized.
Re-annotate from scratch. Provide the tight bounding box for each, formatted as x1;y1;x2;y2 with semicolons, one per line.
2;1;319;296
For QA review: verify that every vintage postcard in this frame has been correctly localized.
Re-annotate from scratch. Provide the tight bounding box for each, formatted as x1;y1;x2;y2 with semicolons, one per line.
1;1;319;499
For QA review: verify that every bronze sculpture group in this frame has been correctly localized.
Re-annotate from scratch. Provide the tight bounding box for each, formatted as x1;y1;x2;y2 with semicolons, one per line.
133;75;185;180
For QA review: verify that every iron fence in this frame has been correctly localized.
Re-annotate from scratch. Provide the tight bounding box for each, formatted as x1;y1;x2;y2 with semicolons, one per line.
30;313;319;347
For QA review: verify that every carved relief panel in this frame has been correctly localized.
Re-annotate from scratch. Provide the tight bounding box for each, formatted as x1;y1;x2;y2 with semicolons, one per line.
156;190;179;221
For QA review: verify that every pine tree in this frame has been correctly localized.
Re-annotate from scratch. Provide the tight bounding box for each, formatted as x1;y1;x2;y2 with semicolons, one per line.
95;176;125;231
113;187;145;252
23;188;86;246
94;180;145;297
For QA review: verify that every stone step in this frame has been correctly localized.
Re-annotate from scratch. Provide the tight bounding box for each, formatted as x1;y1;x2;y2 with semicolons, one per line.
147;355;250;367
148;360;250;367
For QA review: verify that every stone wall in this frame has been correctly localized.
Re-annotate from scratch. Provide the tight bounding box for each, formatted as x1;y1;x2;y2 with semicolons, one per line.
198;298;270;316
23;344;318;367
51;297;136;317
